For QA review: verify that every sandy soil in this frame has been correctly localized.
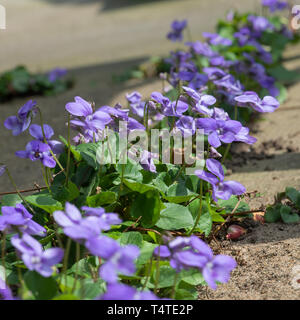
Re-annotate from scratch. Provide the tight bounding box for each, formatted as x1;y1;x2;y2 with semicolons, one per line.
198;222;300;300
0;0;299;300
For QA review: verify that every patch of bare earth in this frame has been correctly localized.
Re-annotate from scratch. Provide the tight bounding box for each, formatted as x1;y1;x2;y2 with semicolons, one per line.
198;223;300;300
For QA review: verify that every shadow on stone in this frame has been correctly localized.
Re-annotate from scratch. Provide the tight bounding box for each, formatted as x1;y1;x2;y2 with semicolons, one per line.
39;0;175;11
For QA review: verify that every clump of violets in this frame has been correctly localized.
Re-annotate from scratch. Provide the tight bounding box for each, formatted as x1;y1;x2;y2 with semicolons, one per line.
164;12;288;99
0;5;292;301
154;236;237;290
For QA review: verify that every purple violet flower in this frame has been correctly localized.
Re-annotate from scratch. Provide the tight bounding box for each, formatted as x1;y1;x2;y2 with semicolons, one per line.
212;107;230;121
126;92;145;118
99;105;129;121
203;67;227;80
202;32;232;46
154;236;237;290
151;92;188;117
81;206;122;231
54;203;121;242
195;158;246;201
11;233;64;277
234;91;280;113
175;115;196;137
214;75;244;97
4;100;37;136
140;150;158;173
96;283;160;300
182;86;216;116
0;279;15;300
0;204;46;236
234;27;251;46
29;124;64;155
15;140;56;168
85;236;140;283
235;126;257;144
196;118;243;148
47;68;67;83
66;96;112;138
248;15;273;34
127;117;146;131
185;41;217;58
188;73;209;90
165;50;192;66
190;237;237;290
167;20;187;42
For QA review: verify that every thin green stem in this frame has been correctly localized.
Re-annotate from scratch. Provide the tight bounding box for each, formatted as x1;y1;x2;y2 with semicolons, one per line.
17;267;25;297
188;180;203;235
4;167;33;212
65;114;71;187
54;230;64;249
171;272;179;299
142;256;153;291
234;106;238;121
154;246;161;295
37;107;66;177
117;163;126;201
143;101;149;129
46;167;52;184
222;106;237;164
72;242;80;293
106;127;114;165
1;231;6;282
222;143;231;164
173;164;186;182
41;163;50;192
60;238;72;290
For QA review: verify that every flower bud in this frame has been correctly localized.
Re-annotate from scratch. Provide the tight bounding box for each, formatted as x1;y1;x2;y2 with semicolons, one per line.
226;225;246;240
